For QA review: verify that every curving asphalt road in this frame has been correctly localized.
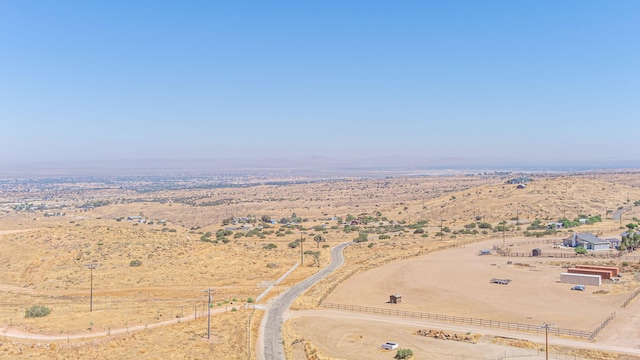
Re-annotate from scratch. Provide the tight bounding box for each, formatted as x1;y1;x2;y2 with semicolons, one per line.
613;206;632;221
260;241;352;360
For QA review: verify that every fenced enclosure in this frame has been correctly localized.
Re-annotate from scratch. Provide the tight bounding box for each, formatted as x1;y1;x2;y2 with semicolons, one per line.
492;349;584;360
622;288;640;308
321;302;616;341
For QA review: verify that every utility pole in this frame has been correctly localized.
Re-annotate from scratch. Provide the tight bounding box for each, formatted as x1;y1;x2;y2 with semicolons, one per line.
202;288;215;339
620;214;623;229
85;263;97;312
538;322;556;360
299;233;306;265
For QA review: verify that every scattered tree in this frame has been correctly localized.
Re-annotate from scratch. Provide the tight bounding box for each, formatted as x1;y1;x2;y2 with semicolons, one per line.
304;250;321;267
574;246;588;255
313;234;325;248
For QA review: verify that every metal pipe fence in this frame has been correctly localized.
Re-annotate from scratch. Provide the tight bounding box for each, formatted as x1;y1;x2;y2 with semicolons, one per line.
321;302;593;339
622;288;640;308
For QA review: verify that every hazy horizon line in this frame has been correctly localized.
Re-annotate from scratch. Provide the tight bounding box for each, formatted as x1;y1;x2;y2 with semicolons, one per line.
1;156;640;178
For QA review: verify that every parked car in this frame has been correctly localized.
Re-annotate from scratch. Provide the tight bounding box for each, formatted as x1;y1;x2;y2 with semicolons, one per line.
571;285;585;291
381;342;399;350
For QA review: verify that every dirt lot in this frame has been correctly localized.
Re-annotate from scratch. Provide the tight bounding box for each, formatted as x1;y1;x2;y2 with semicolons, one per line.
289;236;640;359
326;238;629;330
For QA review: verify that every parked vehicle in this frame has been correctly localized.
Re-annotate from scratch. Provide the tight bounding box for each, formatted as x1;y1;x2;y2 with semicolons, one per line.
571;285;586;291
381;342;399;350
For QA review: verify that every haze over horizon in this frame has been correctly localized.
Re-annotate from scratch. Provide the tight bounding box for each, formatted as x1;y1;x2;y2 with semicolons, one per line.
1;1;638;170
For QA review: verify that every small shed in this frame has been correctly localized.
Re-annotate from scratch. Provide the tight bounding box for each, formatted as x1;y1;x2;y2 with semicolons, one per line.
390;294;402;304
532;248;542;257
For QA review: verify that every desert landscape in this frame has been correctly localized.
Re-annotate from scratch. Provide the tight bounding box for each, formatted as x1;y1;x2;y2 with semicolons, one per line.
1;171;640;359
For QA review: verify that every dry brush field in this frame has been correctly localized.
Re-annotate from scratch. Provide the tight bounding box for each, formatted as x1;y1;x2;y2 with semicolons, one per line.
1;171;640;359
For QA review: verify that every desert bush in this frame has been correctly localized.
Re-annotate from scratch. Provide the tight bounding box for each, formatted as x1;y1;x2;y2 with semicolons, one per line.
25;305;51;318
247;297;254;303
288;241;299;249
263;243;277;250
395;348;413;359
201;232;213;242
129;259;142;267
354;233;368;243
527;219;546;230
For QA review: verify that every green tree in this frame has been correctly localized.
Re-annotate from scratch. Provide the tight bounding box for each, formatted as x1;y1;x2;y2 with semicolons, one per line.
574;246;588;255
313;234;325;248
304;250;321;267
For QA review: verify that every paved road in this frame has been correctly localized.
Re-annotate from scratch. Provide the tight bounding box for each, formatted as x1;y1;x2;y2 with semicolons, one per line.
613;206;632;221
260;241;352;360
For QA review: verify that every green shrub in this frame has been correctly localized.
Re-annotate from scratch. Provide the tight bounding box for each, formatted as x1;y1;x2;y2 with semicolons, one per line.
263;243;277;250
395;348;414;359
129;259;142;267
247;297;254;303
25;305;51;318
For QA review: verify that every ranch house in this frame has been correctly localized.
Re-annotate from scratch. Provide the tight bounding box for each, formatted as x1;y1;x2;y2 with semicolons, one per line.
563;233;611;251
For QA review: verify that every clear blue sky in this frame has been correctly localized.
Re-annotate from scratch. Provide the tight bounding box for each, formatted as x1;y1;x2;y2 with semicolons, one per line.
1;1;638;167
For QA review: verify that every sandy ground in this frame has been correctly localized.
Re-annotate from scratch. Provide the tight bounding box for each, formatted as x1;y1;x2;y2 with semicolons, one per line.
326;238;628;330
289;237;640;359
287;309;640;360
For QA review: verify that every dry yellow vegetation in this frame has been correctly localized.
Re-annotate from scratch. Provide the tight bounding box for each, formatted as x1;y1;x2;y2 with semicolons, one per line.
1;171;639;358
